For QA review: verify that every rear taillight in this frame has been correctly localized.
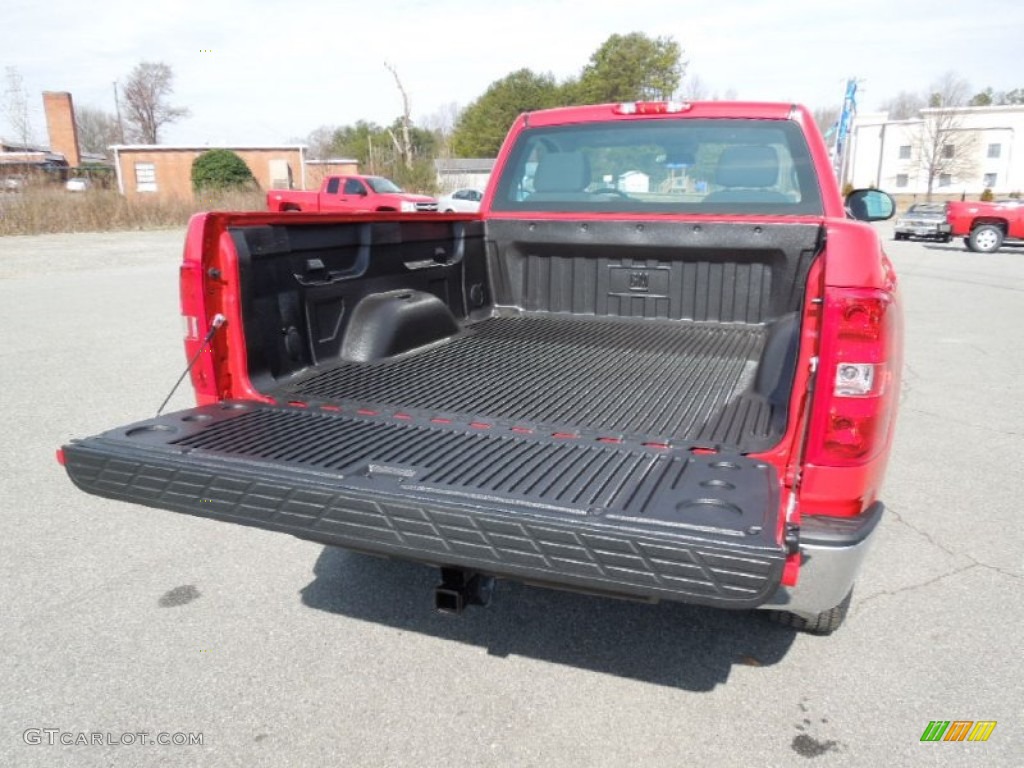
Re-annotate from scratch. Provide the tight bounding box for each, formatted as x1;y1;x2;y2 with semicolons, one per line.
806;288;899;466
179;261;218;402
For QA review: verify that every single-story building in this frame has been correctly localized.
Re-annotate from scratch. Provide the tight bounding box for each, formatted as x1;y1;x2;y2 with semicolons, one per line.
0;144;68;175
434;157;495;193
110;145;310;200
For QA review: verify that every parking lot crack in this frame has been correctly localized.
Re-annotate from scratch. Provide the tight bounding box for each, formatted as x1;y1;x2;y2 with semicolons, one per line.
886;506;1022;582
852;563;980;617
886;506;960;559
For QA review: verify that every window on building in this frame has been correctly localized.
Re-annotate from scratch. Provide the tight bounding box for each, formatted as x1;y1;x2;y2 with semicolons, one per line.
983;173;997;188
987;143;1001;159
135;162;157;192
938;173;952;187
942;144;955;159
896;174;909;188
898;145;911;160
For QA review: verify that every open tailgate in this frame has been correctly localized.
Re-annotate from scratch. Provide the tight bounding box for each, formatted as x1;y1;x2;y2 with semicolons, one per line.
62;400;787;608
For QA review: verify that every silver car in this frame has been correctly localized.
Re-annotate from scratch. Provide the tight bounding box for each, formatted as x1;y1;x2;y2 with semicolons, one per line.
893;203;951;242
437;188;483;213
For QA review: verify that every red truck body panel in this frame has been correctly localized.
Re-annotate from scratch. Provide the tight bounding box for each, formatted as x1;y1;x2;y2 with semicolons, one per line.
946;200;1024;239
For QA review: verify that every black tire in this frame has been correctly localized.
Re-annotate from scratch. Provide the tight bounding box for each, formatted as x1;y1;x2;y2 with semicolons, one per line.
893;233;904;241
766;589;853;635
940;234;951;243
963;237;971;249
968;224;1004;253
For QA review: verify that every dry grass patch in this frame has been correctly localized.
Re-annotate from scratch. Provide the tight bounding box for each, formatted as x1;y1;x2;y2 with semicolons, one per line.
0;189;265;236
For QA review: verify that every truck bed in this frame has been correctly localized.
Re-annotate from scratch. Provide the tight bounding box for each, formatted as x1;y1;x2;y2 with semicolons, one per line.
62;215;821;609
269;312;774;447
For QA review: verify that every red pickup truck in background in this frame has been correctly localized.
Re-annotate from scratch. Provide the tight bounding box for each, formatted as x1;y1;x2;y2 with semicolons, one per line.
946;199;1024;253
268;174;438;213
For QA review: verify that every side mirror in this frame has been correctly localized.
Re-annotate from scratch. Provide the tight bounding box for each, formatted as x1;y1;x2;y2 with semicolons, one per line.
845;189;896;221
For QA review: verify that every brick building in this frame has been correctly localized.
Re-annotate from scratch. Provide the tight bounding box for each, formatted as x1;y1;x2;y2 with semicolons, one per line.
42;91;81;168
111;145;314;200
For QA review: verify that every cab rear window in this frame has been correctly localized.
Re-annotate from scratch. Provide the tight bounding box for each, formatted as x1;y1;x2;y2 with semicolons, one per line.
491;118;823;215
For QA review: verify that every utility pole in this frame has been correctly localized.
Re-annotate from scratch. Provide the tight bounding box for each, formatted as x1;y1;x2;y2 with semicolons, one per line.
112;80;125;143
832;78;861;187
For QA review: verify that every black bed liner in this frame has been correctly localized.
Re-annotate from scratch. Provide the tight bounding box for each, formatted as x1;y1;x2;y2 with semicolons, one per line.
62;401;787;608
270;313;776;450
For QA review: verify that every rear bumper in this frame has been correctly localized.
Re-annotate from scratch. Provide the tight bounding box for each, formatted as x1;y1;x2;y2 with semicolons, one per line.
61;403;790;610
760;502;885;617
894;224;950;237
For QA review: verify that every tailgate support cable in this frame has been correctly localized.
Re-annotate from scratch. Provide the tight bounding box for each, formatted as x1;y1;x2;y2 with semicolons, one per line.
156;314;226;417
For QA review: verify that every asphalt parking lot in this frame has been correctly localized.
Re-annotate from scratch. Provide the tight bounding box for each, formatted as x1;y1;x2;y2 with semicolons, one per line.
1;225;1021;767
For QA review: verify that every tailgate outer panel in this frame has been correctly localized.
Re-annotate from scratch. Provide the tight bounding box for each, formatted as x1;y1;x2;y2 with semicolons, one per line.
63;402;786;608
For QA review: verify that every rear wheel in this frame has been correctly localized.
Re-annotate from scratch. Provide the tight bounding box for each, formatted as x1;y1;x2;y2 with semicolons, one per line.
766;589;853;635
968;224;1004;253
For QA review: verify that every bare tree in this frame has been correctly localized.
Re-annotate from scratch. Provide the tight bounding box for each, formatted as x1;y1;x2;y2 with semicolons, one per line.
3;66;34;147
914;73;977;199
304;124;339;159
812;106;840;137
420;101;461;159
880;90;925;120
679;74;710;101
384;62;413;170
120;61;189;144
76;106;120;157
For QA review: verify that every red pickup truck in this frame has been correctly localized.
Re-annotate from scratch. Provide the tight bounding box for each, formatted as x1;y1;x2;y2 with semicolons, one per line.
946;199;1024;252
268;174;438;213
60;101;900;635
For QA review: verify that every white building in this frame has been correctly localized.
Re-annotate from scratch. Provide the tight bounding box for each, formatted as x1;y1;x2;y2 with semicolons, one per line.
847;105;1024;199
434;158;495;193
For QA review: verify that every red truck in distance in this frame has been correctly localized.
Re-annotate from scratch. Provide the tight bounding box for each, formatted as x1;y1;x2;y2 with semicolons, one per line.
61;100;901;635
268;174;438;213
946;198;1024;253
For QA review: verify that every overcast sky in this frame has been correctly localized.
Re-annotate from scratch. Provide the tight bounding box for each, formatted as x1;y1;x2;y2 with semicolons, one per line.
3;0;1023;147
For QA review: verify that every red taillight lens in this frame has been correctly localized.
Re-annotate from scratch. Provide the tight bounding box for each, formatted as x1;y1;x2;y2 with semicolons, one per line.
179;262;218;402
806;288;900;466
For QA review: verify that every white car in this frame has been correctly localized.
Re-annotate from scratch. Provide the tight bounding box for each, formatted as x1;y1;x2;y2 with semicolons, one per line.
65;177;91;192
437;188;483;213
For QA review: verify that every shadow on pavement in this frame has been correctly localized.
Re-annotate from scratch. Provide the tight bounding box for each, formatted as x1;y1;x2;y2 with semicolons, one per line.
300;547;798;691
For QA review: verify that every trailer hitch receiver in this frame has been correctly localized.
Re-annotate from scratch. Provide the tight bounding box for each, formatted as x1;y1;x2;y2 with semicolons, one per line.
435;567;495;614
